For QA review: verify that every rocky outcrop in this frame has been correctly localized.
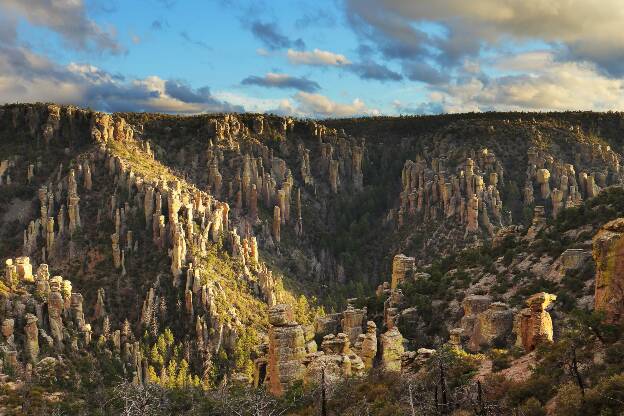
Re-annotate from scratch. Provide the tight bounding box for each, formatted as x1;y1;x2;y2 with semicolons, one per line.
48;277;65;346
460;295;492;339
340;306;366;345
561;248;591;272
303;332;364;386
390;254;415;290
468;302;513;351
380;327;404;372
357;321;377;369
525;206;546;240
460;295;514;352
266;304;306;396
397;151;504;235
593;219;624;324
273;206;281;244
514;292;557;352
24;314;39;363
2;319;15;348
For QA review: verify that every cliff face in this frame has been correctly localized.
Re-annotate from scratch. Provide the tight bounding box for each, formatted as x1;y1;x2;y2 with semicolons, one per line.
593;218;624;324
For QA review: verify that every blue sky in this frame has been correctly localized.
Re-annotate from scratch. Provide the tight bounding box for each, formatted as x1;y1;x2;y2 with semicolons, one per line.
1;0;624;117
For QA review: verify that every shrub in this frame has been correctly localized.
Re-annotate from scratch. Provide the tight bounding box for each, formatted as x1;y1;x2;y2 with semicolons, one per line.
518;397;546;416
553;383;583;416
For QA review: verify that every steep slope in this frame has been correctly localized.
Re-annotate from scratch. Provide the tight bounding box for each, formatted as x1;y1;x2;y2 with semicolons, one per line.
2;104;624;415
0;104;321;397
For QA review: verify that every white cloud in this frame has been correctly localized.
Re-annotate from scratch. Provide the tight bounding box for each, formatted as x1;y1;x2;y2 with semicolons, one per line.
213;91;378;118
212;91;284;113
287;48;351;66
0;46;241;113
345;0;624;74
285;92;379;118
428;52;624;113
1;0;122;53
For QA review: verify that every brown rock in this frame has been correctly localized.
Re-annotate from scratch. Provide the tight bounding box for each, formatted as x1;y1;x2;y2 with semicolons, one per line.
24;313;39;363
380;327;404;372
514;292;556;352
268;304;295;326
468;302;513;351
390;254;415;290
273;206;281;243
341;306;366;345
267;305;306;396
359;321;377;369
593;218;624;324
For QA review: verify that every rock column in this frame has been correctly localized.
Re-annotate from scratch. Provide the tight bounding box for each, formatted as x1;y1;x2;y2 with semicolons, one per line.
267;304;306;396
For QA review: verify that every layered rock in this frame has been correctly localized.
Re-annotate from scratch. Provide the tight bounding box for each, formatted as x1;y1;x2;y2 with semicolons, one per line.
380;327;404;372
390;254;415;290
467;302;513;351
592;218;624;324
357;321;377;369
340;306;366;345
514;292;557;352
266;304;306;396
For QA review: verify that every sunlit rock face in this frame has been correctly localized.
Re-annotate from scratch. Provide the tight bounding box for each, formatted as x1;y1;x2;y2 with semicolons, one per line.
266;304;306;396
593;219;624;324
513;292;557;352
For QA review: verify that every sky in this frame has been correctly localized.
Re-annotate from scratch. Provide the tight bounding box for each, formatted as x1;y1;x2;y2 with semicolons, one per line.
1;0;624;118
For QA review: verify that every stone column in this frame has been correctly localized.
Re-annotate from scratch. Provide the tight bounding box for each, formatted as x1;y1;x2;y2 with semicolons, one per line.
359;321;377;369
329;160;339;194
111;233;121;269
68;195;80;234
267;304;306;396
46;217;55;253
536;168;551;199
380;327;404;372
250;184;258;222
341;306;366;345
273;206;281;243
24;313;39;363
391;254;415;290
48;277;65;346
1;318;15;347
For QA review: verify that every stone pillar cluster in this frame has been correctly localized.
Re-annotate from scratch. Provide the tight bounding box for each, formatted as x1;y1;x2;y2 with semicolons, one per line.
398;150;504;235
257;302;376;395
1;256;135;377
524;145;622;220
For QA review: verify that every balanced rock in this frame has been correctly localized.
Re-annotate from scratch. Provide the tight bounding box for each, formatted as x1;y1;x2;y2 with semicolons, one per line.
514;292;557;352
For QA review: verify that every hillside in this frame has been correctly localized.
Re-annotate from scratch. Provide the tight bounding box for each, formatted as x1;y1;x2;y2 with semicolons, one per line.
0;103;623;415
